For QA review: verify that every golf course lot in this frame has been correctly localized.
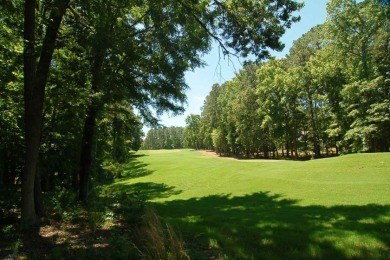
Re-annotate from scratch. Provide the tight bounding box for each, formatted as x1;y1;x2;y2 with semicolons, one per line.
112;150;390;259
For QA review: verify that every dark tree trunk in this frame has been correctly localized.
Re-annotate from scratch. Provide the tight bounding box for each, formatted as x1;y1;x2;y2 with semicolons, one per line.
22;0;38;227
72;169;79;191
79;105;98;202
41;169;50;192
0;164;2;186
22;0;69;228
286;142;290;157
34;166;45;217
264;145;269;159
79;51;104;202
0;148;6;184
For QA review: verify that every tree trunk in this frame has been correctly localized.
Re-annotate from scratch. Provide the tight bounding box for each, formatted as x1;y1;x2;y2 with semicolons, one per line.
41;168;50;192
34;166;45;217
264;145;269;159
22;0;69;228
361;41;370;79
22;0;38;227
0;148;5;184
307;91;321;158
79;105;97;202
286;142;290;157
294;139;299;160
79;51;104;202
72;169;79;191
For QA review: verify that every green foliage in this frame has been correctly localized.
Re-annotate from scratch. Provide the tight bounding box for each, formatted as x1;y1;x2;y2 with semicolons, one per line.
11;239;23;257
142;127;187;150
87;211;106;233
107;230;137;259
0;0;24;184
342;77;390;152
44;187;79;221
184;114;202;149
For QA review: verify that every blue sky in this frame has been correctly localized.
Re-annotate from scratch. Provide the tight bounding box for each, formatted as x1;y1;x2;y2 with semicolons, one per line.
146;0;330;132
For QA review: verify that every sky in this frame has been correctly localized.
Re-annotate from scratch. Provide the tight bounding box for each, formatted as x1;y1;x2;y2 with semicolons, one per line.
144;0;330;133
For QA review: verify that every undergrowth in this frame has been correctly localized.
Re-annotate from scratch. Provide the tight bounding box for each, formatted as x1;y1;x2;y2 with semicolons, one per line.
0;183;189;259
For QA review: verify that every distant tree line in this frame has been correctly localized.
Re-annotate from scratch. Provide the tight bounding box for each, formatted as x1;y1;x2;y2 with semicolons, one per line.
141;127;187;150
185;0;389;159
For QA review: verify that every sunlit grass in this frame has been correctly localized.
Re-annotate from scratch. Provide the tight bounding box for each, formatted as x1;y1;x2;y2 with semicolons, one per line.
111;150;390;259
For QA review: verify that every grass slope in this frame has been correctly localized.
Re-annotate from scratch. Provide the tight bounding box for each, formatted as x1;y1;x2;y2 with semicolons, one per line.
112;150;390;259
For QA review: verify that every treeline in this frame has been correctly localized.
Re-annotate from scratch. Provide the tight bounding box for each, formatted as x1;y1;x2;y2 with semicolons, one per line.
141;127;187;150
186;0;389;159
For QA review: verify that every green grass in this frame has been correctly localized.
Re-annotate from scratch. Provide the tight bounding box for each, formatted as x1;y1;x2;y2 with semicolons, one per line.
112;150;390;259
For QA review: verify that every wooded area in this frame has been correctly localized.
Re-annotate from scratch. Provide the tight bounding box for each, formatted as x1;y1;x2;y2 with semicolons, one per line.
185;0;389;159
1;0;302;244
141;127;186;150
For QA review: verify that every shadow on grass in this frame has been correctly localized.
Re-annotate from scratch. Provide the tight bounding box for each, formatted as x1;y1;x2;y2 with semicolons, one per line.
112;182;182;201
111;154;182;200
149;192;390;259
121;154;153;179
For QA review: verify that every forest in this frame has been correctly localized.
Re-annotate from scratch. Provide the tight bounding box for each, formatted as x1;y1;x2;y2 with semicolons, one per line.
0;0;389;258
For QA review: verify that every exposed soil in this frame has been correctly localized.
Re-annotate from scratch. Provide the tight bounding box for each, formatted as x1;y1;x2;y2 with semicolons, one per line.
198;150;282;162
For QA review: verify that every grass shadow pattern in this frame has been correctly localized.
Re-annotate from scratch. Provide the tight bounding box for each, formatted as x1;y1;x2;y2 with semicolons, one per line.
150;192;390;259
113;182;183;201
122;154;154;179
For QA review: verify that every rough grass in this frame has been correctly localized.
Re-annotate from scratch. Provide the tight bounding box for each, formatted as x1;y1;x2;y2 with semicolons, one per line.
112;150;390;259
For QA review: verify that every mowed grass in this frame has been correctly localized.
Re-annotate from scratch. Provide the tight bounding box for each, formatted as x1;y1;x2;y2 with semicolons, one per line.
112;150;390;259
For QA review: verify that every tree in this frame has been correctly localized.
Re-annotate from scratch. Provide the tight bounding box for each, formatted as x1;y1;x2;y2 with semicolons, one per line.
231;63;263;158
256;59;301;158
285;24;331;158
326;0;386;80
201;84;223;150
306;45;346;154
185;114;202;149
22;0;70;227
287;24;326;67
327;0;390;152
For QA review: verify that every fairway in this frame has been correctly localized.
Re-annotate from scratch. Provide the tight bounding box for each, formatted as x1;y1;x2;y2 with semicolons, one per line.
113;150;390;259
